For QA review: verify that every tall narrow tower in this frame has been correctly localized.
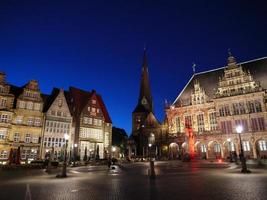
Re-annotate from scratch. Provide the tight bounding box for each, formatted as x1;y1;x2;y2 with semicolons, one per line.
132;49;153;135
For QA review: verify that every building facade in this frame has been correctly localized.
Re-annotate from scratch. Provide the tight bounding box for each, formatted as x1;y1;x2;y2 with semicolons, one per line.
166;53;267;159
0;73;14;164
69;87;112;160
131;52;267;160
10;80;44;163
41;88;73;160
0;72;112;164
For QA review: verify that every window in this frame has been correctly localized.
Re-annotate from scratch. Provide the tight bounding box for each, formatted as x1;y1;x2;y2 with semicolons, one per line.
214;144;221;152
98;119;102;126
92;107;96;113
88;107;91;111
184;116;192;128
0;150;7;159
219;105;231;117
27;102;33;110
228;142;235;151
88;118;92;124
209;112;217;131
0;114;9;123
197;114;205;132
221;121;232;134
259;140;267;151
57;111;62;116
93;118;97;125
175;117;181;132
32;136;39;143
34;103;41;111
25;133;31;143
242;141;250;151
51;110;55;115
92;99;96;104
251;117;265;131
27;118;34;126
200;144;206;153
0;98;7;107
34;118;41;126
14;133;20;142
97;109;100;113
19;101;26;109
235;119;248;132
16;116;23;124
0;130;7;140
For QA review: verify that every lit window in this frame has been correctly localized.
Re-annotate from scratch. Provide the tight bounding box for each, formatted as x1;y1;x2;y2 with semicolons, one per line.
242;141;250;151
92;99;96;104
34;103;40;111
0;130;7;140
92;107;96;113
201;144;206;152
14;133;20;142
0;150;7;159
25;133;31;143
27;102;33;110
16;116;23;124
34;118;41;126
259;140;267;151
214;144;221;152
27;118;34;126
32;136;39;143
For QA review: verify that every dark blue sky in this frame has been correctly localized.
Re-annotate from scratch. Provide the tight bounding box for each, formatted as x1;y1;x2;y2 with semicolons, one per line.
1;0;267;134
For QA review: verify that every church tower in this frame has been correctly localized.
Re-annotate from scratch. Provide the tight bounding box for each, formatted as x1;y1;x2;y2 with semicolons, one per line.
132;49;153;135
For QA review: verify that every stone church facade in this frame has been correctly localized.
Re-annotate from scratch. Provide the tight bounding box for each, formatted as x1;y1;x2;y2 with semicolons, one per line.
132;51;267;160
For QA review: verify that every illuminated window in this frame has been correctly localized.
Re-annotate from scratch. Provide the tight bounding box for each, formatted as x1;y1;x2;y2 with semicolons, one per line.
34;103;41;111
34;118;41;126
14;133;20;142
92;107;96;113
0;150;7;159
27;102;33;110
0;130;7;140
197;114;205;132
25;133;31;143
32;136;39;143
16;116;23;124
27;118;34;126
214;144;221;152
92;99;96;104
259;140;267;151
242;141;250;151
200;144;206;152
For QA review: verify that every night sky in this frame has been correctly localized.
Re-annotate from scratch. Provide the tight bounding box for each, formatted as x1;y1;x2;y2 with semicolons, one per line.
0;1;267;134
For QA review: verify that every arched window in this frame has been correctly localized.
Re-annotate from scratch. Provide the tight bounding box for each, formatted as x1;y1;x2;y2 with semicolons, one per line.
258;140;267;151
214;143;221;152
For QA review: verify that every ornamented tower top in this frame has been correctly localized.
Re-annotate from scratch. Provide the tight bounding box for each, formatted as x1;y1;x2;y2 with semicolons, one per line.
215;51;262;98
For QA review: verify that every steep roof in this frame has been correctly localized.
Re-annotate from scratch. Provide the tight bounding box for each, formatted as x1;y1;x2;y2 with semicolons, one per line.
9;85;23;108
173;56;267;107
69;86;112;123
42;88;60;112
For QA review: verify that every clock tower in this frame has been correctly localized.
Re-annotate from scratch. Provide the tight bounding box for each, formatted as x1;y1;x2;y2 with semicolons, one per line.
132;49;153;134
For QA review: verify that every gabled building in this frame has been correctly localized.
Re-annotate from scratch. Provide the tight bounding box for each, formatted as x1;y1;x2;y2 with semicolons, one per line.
166;53;267;159
0;72;15;164
41;88;73;160
69;87;112;160
10;80;44;163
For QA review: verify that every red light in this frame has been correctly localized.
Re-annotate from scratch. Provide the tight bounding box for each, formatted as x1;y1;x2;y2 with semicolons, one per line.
218;159;222;163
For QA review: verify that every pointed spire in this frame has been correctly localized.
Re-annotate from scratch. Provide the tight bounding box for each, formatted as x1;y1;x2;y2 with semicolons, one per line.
192;62;196;74
142;47;148;71
135;48;153;112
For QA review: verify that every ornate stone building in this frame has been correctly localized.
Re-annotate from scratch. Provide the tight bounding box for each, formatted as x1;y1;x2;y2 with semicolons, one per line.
10;80;44;163
69;87;112;160
0;73;14;164
41;88;73;160
166;53;267;159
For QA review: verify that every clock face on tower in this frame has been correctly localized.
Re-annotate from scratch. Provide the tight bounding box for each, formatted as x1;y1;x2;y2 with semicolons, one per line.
141;97;147;105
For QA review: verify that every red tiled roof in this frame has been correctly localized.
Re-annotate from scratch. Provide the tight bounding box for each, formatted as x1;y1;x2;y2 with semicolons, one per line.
69;86;112;123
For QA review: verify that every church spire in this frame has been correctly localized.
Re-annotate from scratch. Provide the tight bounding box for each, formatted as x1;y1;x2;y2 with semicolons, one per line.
136;49;153;112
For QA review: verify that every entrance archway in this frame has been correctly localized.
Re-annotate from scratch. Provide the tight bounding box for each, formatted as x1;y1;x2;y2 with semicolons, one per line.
169;143;179;159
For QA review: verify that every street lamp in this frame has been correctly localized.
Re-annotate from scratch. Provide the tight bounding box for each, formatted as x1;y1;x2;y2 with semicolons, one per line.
227;138;233;162
57;133;69;178
236;125;250;173
73;143;77;167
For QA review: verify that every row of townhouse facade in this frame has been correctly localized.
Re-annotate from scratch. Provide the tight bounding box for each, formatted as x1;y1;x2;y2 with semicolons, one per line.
0;72;112;164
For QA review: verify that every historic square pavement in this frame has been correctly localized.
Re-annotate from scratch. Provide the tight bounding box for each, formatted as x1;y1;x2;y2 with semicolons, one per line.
0;161;266;200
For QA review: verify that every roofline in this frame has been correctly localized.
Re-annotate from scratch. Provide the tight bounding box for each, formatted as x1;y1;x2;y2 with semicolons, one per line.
171;56;267;106
172;74;194;106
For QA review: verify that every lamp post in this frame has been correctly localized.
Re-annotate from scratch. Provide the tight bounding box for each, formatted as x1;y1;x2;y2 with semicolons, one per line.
236;125;250;173
148;143;155;179
227;138;233;162
73;143;77;167
57;133;69;178
112;146;116;158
